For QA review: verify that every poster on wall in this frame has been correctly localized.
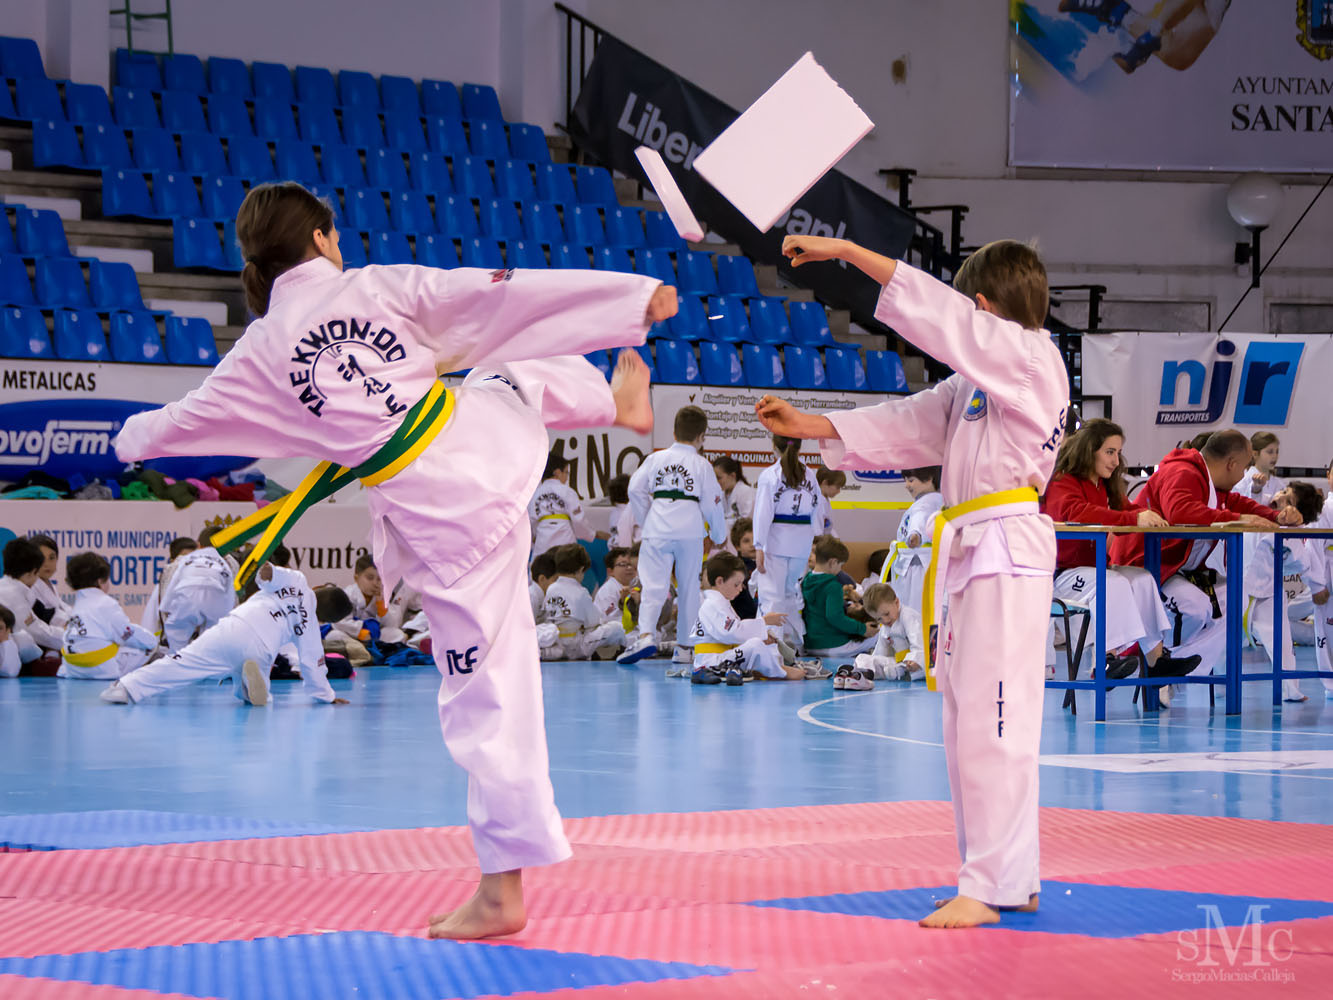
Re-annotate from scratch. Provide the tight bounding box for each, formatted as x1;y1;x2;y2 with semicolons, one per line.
1010;0;1333;171
1081;331;1333;468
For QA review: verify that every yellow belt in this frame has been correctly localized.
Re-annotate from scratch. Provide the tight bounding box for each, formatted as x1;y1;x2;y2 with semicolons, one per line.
557;628;579;638
539;513;572;521
920;487;1041;691
62;643;119;668
695;642;737;654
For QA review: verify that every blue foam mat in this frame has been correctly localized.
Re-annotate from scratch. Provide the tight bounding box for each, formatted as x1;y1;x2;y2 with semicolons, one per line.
749;880;1333;938
0;810;374;850
0;930;735;999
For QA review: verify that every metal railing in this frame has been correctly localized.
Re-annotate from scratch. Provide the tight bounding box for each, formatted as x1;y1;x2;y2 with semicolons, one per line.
111;0;174;55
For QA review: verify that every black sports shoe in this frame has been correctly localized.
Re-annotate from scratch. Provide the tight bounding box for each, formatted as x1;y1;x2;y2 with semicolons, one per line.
1147;652;1201;678
690;666;723;685
1105;653;1140;680
724;667;744;686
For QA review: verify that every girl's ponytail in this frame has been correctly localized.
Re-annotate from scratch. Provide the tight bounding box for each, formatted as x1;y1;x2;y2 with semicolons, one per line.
774;434;803;489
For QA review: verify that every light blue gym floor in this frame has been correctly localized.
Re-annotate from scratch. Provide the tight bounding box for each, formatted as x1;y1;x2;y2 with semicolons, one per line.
3;647;1332;831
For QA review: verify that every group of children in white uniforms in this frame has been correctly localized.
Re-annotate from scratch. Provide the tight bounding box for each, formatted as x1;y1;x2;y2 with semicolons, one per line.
528;453;595;561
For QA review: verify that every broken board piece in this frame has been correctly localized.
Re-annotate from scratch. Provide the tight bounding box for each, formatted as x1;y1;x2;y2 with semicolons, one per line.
634;145;705;242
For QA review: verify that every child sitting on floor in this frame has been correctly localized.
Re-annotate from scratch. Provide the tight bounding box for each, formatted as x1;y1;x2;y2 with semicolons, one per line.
57;553;158;680
689;552;799;685
801;536;879;658
540;544;627;660
846;582;928;690
529;551;558;623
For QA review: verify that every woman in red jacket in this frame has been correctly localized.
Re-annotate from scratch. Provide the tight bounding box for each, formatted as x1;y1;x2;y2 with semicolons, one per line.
1043;419;1201;678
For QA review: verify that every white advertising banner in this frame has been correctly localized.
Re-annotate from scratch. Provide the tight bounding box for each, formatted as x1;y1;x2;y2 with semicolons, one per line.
1011;0;1333;171
1082;331;1333;468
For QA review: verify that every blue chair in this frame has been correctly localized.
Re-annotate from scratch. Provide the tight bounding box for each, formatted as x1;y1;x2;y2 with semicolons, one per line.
181;132;227;175
251;62;293;103
100;167;154;217
592;246;633;273
634;248;676;286
201;176;246;219
583;350;611;379
114;48;161;90
706;295;753;343
453;155;494;198
36;257;89;306
748;298;792;345
109;310;164;362
295;66;337;106
173;217;226;269
605;207;646;249
505;239;547;269
64;83;114;125
384;110;427;153
207;56;250;97
339;70;379;109
644;209;688;250
743;344;787;388
654;339;701;385
165;315;219;365
297;103;342;144
227;136;276;181
551;243;590;269
825;345;868;391
535;162;577;204
0;306;54;358
112;87;160;129
0;257;36;305
0;218;12;253
162;53;205;93
507;123;550;163
461;83;503;121
90;260;144;309
320;143;366;187
339;228;367;268
0;37;46;79
16;79;65;121
369;231;414;265
522;200;563;244
495;159;536;202
368;147;410;190
469;119;508;159
437;195;478;238
31;120;84;168
206;93;252;136
341;107;384;149
345;188;389;231
253;99;298;139
574;165;618;206
668;294;709;342
479;198;522;241
717;255;762;298
565;204;605;246
221;220;244;271
460;236;504;269
53;308;107;361
276;138;324;184
17;208;70;256
416;234;459;269
427;115;468;156
131;127;180;171
152;171;203;218
409;150;451;194
615;345;654;381
161;90;206;133
788;300;835;346
82;122;133;168
380;75;420;113
310;184;342;224
421;79;461;118
677;251;719;296
784;345;827;389
0;79;18;118
390;190;434;233
865;349;909;393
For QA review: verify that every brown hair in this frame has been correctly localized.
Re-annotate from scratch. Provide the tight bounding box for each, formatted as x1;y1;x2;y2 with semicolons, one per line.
773;434;804;489
815;468;846;489
862;582;899;613
1288;481;1322;524
530;551;557;582
712;455;747;484
902;466;941;489
674;405;708;442
813;536;849;564
66;552;110;590
730;516;753;548
1249;432;1278;462
235;182;335;316
169;536;198;560
553;544;591;575
952;239;1048;331
705;551;746;587
1052;418;1128;508
354;554;376;575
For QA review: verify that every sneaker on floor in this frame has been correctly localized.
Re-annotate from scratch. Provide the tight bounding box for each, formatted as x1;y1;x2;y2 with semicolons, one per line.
1105;653;1140;680
671;646;693;664
100;682;130;704
832;664;854;690
664;665;688;678
241;659;269;706
802;661;833;679
617;635;658;666
690;665;723;685
1148;652;1200;677
844;668;875;691
724;667;744;686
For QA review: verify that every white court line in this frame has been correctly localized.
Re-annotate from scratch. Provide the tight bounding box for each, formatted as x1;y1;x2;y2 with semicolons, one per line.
796;690;944;748
1092;719;1333;739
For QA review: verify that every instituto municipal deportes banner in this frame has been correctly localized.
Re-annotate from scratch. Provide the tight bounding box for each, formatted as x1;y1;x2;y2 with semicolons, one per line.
1011;0;1333;171
1081;332;1333;468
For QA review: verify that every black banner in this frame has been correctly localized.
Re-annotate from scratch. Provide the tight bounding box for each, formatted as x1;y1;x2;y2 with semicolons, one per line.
570;37;917;332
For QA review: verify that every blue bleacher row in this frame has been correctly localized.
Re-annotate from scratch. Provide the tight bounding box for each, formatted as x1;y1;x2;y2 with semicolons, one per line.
0;306;218;366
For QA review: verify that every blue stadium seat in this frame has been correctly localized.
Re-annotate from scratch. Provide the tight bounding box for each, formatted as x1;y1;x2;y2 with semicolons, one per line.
227;136;276;181
320;143;366;187
251;62;293;102
605;206;646;249
453;155;494;198
634;248;676;286
825;345;868;392
64;83;113;125
253;98;298;139
469;119;508;159
507;123;550;163
592;246;633;273
668;294;708;341
16;79;65;121
505;239;547;269
0;257;36;305
616;344;654;381
53;308;107;361
565;204;605;246
389;190;434;232
865;349;909;393
423;117;468;156
583;350;611;379
574;165;618;206
100;167;154;217
479;198;522;241
461;83;503;121
654;339;701;385
35;257;89;306
345;188;390;231
341;106;384;149
31;119;83;169
788;300;835;346
90;260;144;309
152;171;203;218
369;230;414;265
181;132;227;175
161;90;206;133
206;93;252;136
408;151;451;194
339;229;367;268
221;220;244;270
0;75;18;119
421;79;461;118
115;48;161;90
706;295;753;343
717;255;761;298
109;310;164;363
274;138;320;183
297;103;342;144
784;345;827;390
162;53;205;93
0;37;46;79
495;158;536;202
384;110;427;153
132;127;180;171
747;297;792;345
416;234;459;269
677;251;719;296
368;148;410;190
0;306;53;358
644;209;688;250
339;70;379;109
165;315;219;365
460;236;504;269
743;344;787;389
295;66;336;106
535;162;577;204
551;243;590;269
16;208;70;256
310;185;342;224
112;86;160;128
201;175;246;219
82;122;133;168
522;200;563;244
173;216;226;269
437;195;478;237
0;217;12;253
380;75;420;113
207;56;250;97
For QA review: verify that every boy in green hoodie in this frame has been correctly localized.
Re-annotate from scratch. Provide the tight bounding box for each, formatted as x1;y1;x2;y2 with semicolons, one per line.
802;536;879;657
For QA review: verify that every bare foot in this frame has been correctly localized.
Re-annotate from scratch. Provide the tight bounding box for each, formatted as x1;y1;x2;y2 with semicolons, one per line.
427;870;527;940
610;350;653;435
931;892;1038;913
919;894;1000;928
